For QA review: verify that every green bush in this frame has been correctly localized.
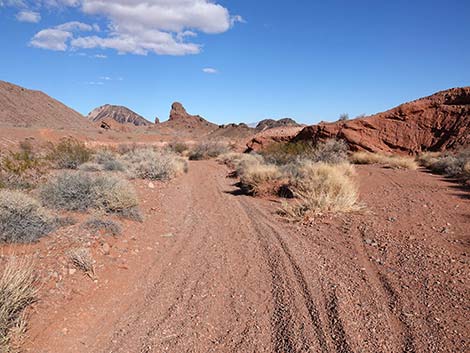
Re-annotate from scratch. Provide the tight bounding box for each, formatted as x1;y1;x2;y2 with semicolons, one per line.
261;139;348;165
0;190;55;243
48;137;92;169
0;150;47;190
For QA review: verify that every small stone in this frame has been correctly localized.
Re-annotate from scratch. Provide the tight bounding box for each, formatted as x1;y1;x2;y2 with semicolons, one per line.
148;182;155;189
68;268;76;275
161;233;174;238
102;243;111;254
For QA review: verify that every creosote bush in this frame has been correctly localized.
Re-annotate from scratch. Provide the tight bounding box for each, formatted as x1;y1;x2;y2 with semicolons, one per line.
0;190;55;243
189;142;230;160
261;140;348;165
47;137;92;169
0;149;48;190
350;151;418;170
124;148;187;181
40;172;142;220
0;258;37;352
166;142;189;155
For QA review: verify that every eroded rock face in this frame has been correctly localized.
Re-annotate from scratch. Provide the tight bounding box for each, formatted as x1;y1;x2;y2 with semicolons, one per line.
169;102;190;121
87;104;152;126
294;87;470;154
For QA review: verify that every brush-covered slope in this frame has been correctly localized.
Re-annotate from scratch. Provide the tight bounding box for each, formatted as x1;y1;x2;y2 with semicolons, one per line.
87;104;152;126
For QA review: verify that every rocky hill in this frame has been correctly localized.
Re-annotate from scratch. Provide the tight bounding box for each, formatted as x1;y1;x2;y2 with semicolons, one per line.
87;104;152;126
0;80;89;129
256;118;299;131
294;87;470;154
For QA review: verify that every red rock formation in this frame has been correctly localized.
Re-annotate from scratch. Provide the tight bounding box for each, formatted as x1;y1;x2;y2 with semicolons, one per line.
246;126;305;152
294;87;470;154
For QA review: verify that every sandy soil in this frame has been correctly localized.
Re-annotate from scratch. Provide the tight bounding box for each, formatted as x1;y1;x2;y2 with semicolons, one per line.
22;162;469;353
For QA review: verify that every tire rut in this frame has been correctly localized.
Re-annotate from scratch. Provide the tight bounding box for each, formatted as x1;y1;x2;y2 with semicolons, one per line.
238;198;331;353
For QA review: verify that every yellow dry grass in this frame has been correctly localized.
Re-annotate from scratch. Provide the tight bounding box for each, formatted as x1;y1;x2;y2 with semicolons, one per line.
350;152;418;170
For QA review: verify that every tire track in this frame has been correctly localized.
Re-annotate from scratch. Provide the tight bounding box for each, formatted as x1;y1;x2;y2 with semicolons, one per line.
239;198;330;353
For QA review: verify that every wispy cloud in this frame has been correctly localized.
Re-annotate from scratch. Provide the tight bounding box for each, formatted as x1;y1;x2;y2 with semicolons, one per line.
30;21;97;51
202;67;218;74
16;10;41;23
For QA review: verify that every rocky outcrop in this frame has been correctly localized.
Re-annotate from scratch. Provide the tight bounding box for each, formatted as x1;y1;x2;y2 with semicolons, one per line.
0;80;90;129
246;126;305;152
256;118;299;131
294;87;470;154
87;104;152;126
161;102;217;131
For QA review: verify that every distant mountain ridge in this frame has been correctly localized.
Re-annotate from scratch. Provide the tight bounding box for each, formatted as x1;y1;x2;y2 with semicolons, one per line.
87;104;152;126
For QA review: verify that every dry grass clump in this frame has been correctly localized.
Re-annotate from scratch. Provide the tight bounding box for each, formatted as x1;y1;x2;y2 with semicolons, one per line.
280;161;360;220
0;259;37;352
239;163;283;195
47;137;92;170
124;148;187;181
0;190;55;243
189;142;230;160
350;151;418;170
218;152;264;176
83;218;122;236
69;248;95;278
78;162;102;172
0;149;48;190
419;149;470;183
40;172;142;220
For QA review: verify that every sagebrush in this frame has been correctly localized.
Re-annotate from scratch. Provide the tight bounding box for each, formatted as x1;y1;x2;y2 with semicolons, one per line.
0;190;55;243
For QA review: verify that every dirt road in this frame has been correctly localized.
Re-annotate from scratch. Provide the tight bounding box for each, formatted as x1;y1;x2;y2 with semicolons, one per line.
27;161;469;353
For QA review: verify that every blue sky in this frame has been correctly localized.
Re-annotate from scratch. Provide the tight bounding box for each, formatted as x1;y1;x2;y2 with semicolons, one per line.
0;0;469;125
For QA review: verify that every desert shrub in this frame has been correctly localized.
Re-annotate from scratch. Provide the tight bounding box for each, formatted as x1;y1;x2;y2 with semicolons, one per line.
94;150;126;172
261;139;348;165
167;142;189;155
47;137;92;169
40;172;141;220
125;149;187;180
0;150;48;190
280;161;359;219
312;139;348;164
261;141;314;165
0;259;37;351
78;162;102;172
419;149;470;183
350;152;418;170
189;142;230;160
69;248;95;278
338;113;349;121
0;190;55;243
83;218;122;236
239;163;283;195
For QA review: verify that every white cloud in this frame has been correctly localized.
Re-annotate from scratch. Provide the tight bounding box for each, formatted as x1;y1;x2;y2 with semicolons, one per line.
86;81;104;85
94;54;107;59
30;29;72;50
202;67;218;74
16;10;41;23
30;21;97;51
10;0;243;56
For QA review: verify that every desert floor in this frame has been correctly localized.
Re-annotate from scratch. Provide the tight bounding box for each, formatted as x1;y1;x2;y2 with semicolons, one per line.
14;161;469;353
